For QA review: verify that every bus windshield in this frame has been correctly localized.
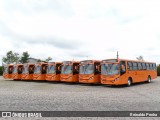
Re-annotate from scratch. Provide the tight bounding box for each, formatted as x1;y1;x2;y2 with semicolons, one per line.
13;66;17;73
47;65;55;74
79;64;94;74
22;66;28;74
61;65;72;74
3;67;8;73
101;63;119;75
34;65;41;74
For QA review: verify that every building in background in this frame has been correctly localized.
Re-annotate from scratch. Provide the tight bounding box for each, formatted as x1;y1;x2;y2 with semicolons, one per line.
27;58;39;64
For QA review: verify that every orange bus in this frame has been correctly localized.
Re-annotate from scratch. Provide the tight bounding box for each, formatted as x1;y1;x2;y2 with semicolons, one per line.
33;62;48;80
21;63;35;80
100;59;157;86
12;64;23;80
3;64;14;79
46;62;62;81
79;60;101;84
60;61;79;82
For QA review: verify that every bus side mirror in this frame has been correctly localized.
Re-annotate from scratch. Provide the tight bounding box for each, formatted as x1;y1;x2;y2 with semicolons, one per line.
58;66;61;71
97;65;100;72
75;65;80;70
75;66;77;69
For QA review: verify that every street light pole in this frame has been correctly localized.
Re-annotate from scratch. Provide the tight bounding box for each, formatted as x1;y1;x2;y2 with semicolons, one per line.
14;53;19;64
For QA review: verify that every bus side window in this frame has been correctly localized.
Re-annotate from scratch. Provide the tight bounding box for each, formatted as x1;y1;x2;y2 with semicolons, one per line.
154;64;156;70
128;62;133;70
149;64;153;70
142;63;146;70
146;63;149;70
133;62;138;70
138;63;142;70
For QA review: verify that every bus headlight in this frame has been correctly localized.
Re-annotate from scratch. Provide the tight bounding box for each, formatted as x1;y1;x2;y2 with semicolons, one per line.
67;76;72;80
89;76;94;80
114;77;119;81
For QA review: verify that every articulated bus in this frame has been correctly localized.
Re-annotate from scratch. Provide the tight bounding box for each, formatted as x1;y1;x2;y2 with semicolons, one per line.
12;64;23;80
33;62;48;80
100;59;157;86
79;60;101;84
3;64;14;79
60;61;79;82
21;63;35;80
46;62;62;81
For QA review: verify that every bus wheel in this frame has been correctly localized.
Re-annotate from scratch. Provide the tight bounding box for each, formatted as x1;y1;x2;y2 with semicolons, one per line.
127;78;132;87
147;76;151;83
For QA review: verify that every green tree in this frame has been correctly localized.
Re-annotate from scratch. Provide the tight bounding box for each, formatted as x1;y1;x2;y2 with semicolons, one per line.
20;51;30;63
157;65;160;76
136;56;144;61
37;59;42;62
46;57;52;62
0;66;3;75
2;51;19;64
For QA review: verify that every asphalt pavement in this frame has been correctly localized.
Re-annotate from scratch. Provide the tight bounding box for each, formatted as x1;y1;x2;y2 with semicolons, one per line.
0;76;160;119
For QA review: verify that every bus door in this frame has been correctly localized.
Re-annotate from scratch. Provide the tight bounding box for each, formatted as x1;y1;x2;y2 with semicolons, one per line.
29;65;34;74
73;63;79;82
56;63;61;80
42;64;47;74
9;66;13;74
94;62;100;82
18;66;23;74
120;61;127;82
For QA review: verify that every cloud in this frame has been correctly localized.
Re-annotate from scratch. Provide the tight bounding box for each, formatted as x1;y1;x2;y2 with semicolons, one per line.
0;0;160;64
16;37;81;50
1;0;74;17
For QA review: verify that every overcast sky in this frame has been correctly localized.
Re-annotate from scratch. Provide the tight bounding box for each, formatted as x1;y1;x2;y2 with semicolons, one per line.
0;0;160;64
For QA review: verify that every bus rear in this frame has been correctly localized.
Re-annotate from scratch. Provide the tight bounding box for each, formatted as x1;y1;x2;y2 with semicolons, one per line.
60;61;79;82
33;63;47;80
46;62;62;81
100;59;157;86
79;60;100;84
21;64;35;80
3;64;14;79
12;64;23;80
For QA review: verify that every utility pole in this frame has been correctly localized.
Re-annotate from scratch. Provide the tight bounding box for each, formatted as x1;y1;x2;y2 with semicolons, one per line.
14;53;19;64
117;51;119;59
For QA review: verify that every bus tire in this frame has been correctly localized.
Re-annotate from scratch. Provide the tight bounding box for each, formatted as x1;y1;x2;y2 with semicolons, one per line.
127;78;132;87
147;76;151;83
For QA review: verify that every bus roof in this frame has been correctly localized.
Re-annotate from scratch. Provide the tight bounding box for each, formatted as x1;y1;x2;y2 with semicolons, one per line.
102;58;156;64
6;64;14;66
62;61;79;64
35;62;48;65
23;63;35;66
47;62;62;65
80;60;100;63
13;64;23;66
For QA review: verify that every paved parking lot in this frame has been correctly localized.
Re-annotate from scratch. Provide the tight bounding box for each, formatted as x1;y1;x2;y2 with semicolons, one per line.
0;76;160;112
